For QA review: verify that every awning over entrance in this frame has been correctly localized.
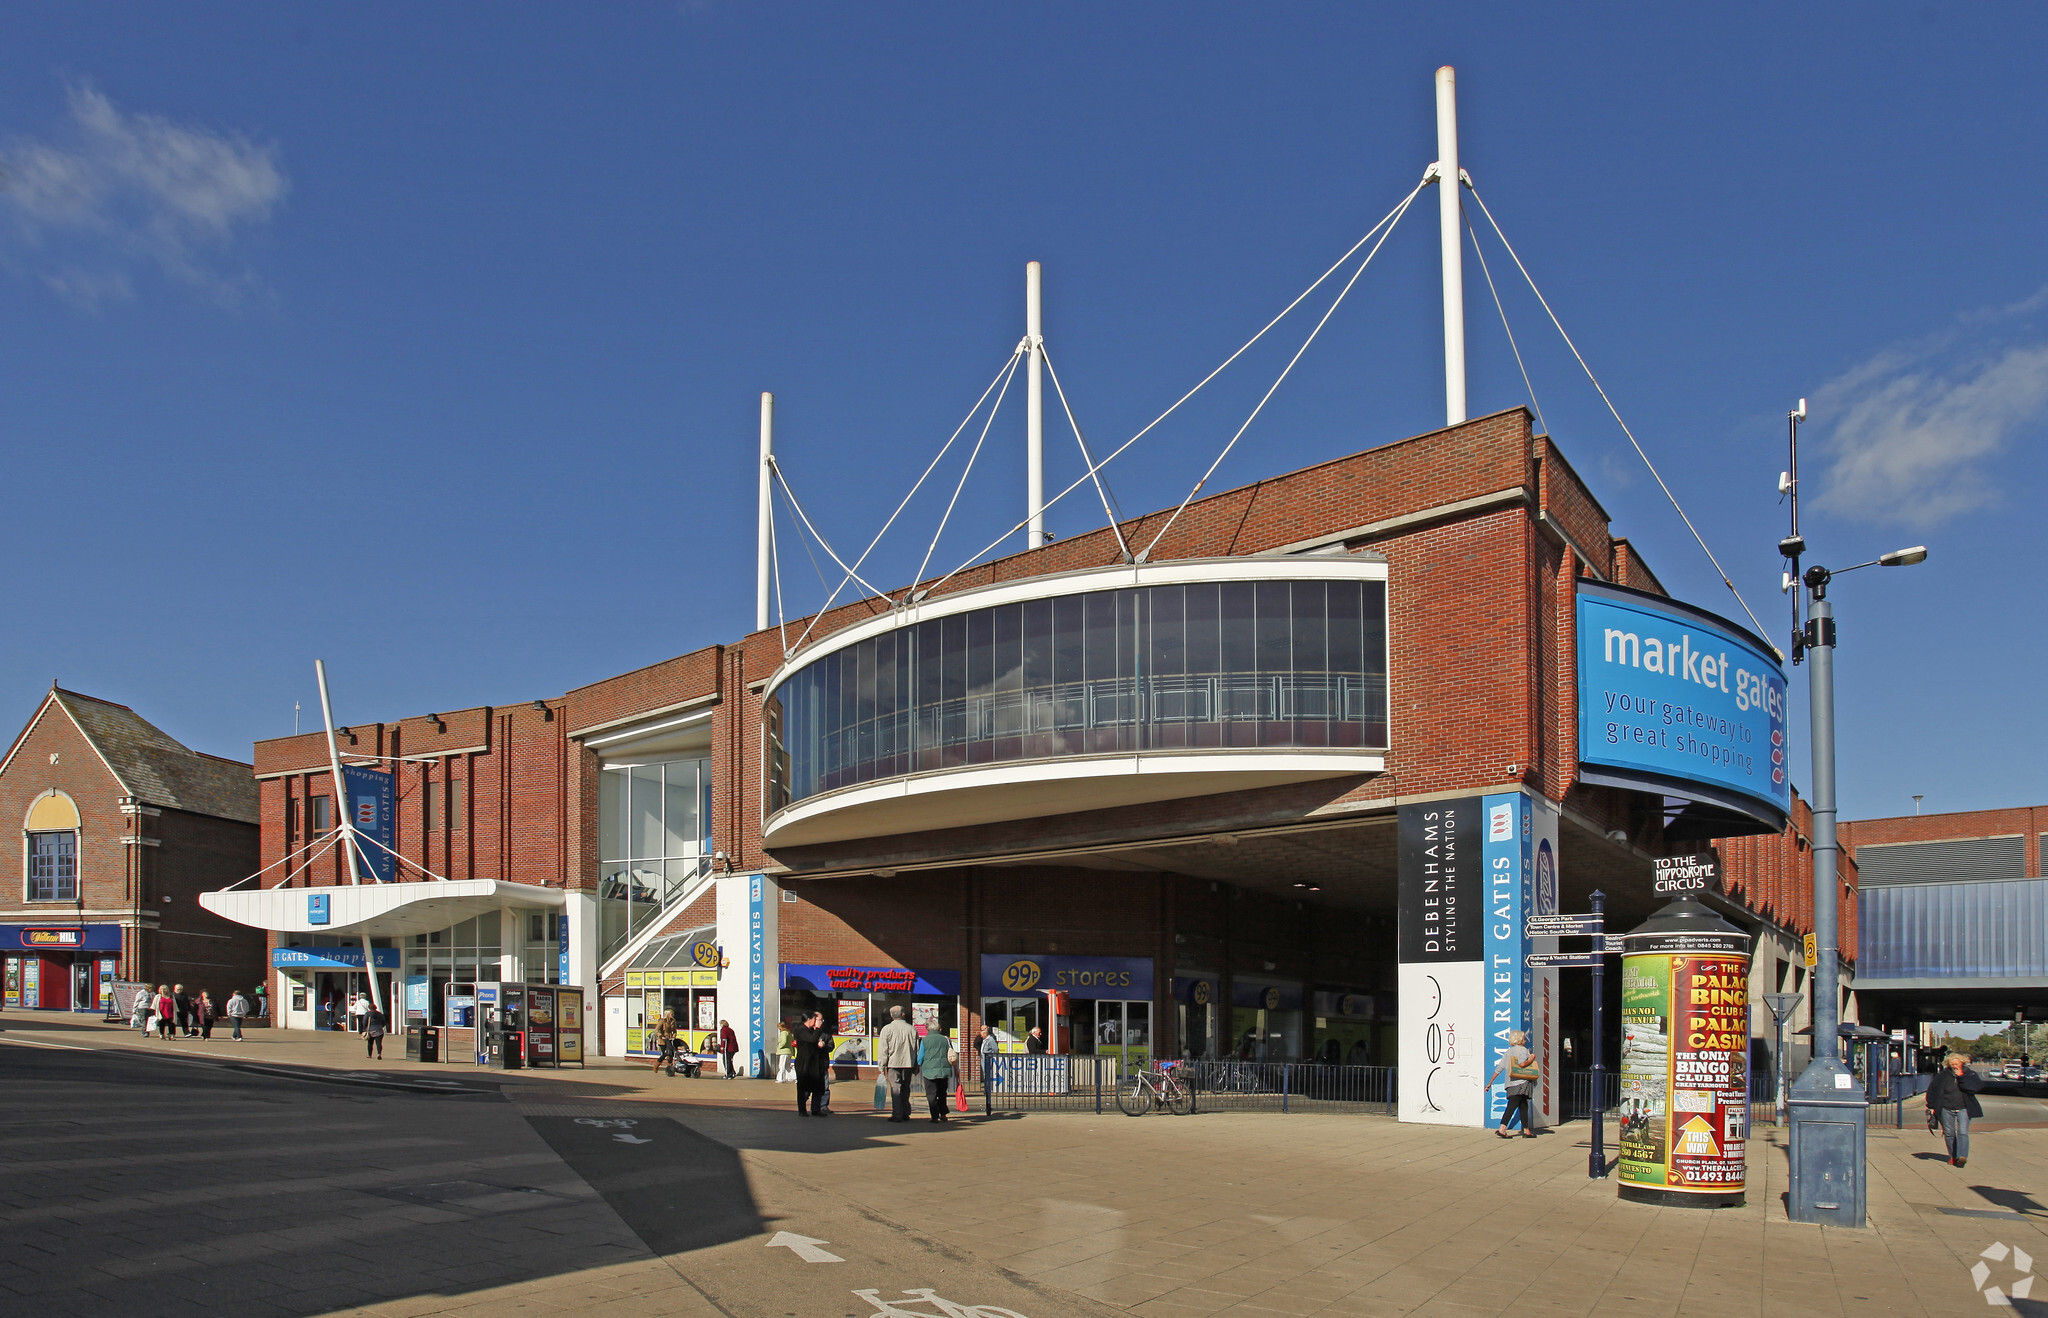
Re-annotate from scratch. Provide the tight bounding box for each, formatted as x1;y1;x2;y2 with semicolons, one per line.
201;880;566;940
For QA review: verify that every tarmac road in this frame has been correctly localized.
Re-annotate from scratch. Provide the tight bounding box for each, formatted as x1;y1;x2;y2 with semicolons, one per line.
0;1033;1115;1318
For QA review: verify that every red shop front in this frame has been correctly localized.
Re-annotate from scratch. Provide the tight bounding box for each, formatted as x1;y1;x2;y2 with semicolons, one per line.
2;924;124;1012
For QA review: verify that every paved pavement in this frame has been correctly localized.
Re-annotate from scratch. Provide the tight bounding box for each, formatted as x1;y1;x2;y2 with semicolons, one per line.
4;1016;2046;1318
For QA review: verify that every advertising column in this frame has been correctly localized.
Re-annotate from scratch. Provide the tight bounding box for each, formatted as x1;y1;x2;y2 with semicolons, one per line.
1398;798;1484;1125
1617;895;1751;1207
714;871;779;1078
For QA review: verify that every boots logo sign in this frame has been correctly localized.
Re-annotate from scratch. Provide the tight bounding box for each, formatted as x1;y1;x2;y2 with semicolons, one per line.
1972;1242;2034;1306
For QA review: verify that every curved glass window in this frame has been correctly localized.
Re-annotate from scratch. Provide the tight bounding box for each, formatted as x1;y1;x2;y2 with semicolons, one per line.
765;579;1387;814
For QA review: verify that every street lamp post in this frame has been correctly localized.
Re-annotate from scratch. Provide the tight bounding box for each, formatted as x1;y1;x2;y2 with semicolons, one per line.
1778;400;1927;1227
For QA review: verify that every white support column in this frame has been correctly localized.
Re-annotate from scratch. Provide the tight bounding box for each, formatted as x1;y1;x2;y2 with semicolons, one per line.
313;659;383;1018
757;392;774;633
1026;261;1045;549
715;871;779;1078
1435;65;1467;427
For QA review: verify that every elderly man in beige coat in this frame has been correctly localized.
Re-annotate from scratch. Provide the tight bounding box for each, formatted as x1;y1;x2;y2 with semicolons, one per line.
875;1005;921;1124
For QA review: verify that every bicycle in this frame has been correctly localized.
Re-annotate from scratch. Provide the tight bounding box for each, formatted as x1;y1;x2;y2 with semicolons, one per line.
1116;1062;1194;1116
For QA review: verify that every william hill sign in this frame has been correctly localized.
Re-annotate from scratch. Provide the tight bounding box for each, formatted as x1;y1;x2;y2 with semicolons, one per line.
1653;852;1722;896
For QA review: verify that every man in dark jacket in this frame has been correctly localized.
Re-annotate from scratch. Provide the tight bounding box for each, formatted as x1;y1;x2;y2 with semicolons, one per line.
1926;1052;1985;1167
792;1011;832;1116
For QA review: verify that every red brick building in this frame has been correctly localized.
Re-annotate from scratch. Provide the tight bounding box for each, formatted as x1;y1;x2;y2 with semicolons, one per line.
213;406;1831;1126
1;688;263;1011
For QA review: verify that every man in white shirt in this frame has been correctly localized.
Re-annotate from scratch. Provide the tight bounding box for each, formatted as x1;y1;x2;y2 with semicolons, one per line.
349;993;370;1033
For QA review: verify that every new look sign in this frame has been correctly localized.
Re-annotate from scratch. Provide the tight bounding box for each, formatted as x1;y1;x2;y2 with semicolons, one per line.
1576;581;1788;825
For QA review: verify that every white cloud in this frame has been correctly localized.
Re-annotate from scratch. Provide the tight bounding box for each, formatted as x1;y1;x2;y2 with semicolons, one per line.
0;82;286;307
1811;290;2048;529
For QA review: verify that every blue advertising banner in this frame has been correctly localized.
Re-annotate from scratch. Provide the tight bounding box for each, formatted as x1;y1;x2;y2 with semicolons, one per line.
747;874;765;1078
979;954;1153;998
557;915;569;986
273;946;400;969
781;964;961;995
341;765;396;881
1;924;124;952
308;893;330;925
1576;581;1789;824
1481;793;1530;1130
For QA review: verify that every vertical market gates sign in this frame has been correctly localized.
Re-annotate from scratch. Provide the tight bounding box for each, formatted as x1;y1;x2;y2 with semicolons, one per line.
1396;792;1562;1130
341;764;396;882
1575;580;1788;831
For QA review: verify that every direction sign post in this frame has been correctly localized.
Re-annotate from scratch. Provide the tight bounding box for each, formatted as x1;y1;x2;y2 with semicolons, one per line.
1588;890;1608;1180
1761;992;1802;1128
1525;915;1607;938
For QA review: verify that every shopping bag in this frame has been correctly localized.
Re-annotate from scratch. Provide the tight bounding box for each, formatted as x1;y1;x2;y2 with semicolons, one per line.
955;1078;969;1112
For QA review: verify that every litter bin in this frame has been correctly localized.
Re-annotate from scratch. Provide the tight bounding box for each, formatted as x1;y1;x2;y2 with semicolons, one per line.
404;1026;424;1061
419;1026;440;1063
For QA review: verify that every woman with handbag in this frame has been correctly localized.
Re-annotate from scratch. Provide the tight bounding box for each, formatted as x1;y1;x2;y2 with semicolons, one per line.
1926;1052;1985;1168
1485;1030;1540;1139
919;1024;958;1123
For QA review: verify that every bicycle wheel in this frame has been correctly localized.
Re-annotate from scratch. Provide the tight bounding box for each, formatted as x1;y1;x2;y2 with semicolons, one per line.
1165;1078;1194;1116
1115;1077;1154;1116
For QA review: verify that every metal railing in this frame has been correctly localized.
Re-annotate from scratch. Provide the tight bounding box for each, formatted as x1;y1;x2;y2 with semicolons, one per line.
1561;1069;1619;1121
959;1056;1397;1117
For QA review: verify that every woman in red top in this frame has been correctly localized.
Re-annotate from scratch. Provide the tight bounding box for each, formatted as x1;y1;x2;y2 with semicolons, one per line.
154;986;176;1040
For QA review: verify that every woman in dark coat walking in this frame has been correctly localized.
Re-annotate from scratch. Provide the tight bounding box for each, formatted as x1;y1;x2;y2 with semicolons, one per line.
364;1003;388;1060
1926;1052;1985;1167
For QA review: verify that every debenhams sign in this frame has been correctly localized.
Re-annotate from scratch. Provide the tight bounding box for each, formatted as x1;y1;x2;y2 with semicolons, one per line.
1653;851;1721;896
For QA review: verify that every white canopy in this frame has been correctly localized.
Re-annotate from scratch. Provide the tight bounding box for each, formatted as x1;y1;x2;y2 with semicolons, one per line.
201;880;565;940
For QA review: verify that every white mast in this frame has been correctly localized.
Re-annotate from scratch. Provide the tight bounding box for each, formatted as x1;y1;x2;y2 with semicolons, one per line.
1435;65;1467;427
757;391;774;632
1026;260;1045;548
314;659;384;1018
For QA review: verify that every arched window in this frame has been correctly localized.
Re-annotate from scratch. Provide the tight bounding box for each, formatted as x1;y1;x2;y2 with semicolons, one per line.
25;790;80;902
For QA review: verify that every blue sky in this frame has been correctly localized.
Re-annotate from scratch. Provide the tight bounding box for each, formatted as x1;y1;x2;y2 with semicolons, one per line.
3;5;2044;823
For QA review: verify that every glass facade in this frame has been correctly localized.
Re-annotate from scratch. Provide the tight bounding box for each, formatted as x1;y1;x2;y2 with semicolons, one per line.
765;578;1388;814
599;757;713;960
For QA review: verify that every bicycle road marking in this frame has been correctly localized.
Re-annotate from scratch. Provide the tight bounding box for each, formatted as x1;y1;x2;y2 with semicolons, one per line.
853;1287;1028;1318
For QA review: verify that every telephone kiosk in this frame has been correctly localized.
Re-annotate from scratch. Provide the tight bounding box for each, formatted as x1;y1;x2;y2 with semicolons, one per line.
463;982;584;1069
477;983;525;1069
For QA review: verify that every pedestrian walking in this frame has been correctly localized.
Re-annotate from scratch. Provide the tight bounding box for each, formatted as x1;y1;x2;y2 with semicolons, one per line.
717;1019;740;1078
1485;1029;1540;1138
876;1004;920;1122
256;985;269;1020
225;989;250;1041
1927;1052;1985;1168
154;985;176;1039
651;1010;680;1074
173;983;194;1037
196;992;217;1041
793;1010;832;1115
349;993;370;1033
919;1022;958;1123
1026;1026;1049;1054
364;1003;387;1060
978;1024;1000;1091
775;1020;797;1082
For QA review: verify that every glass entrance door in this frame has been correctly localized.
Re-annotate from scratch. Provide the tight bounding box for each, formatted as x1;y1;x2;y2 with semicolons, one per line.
1082;1000;1151;1069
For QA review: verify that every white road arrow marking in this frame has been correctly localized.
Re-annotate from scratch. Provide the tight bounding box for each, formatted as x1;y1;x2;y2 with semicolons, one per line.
612;1133;653;1144
766;1231;844;1263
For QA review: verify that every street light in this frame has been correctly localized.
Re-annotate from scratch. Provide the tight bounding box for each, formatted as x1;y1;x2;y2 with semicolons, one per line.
1778;401;1928;1227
